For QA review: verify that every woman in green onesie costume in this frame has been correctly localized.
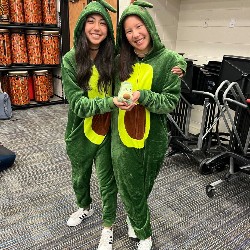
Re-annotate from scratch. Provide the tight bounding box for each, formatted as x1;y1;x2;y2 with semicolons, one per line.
61;1;118;249
111;1;187;249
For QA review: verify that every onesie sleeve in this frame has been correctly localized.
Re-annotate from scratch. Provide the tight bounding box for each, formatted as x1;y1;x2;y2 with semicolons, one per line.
138;74;181;114
174;52;187;73
62;53;115;118
138;52;185;114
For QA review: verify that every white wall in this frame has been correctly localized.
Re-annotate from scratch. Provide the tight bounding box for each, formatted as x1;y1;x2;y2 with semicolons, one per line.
148;0;181;50
176;0;250;65
119;0;130;18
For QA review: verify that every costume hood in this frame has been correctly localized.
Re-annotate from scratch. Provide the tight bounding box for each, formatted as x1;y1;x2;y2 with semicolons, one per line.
74;0;116;47
116;0;165;58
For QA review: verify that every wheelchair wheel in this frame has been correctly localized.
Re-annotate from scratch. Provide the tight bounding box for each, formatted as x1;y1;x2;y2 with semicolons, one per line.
198;159;213;175
206;185;215;198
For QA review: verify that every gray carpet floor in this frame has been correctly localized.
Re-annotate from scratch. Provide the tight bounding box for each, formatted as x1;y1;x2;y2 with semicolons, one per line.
0;104;249;250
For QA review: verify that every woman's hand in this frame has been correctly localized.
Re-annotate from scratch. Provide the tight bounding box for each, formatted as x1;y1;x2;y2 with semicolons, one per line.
113;97;136;111
132;91;140;103
171;66;184;78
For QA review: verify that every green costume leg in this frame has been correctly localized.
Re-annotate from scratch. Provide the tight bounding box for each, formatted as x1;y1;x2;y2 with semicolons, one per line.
95;132;117;227
111;137;167;240
66;138;95;208
144;138;168;199
67;126;117;225
111;145;150;239
66;124;101;209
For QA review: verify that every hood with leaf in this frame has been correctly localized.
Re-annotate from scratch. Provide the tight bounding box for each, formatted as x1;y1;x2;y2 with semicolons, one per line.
116;0;165;59
74;0;116;48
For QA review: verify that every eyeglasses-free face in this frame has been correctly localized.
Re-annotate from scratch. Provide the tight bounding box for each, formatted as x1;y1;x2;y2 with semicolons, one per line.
85;14;108;49
123;15;152;56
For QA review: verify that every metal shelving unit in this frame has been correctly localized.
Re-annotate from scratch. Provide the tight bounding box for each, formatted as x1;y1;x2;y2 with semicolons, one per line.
0;0;70;109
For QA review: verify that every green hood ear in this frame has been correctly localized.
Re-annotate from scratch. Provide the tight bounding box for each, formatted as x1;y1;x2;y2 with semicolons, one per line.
132;0;153;8
97;0;117;13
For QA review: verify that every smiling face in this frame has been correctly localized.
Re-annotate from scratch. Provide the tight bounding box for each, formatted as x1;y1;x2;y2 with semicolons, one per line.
123;15;152;55
85;14;108;49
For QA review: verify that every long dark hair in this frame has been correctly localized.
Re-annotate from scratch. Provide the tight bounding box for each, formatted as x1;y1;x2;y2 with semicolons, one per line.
75;22;115;94
118;27;137;82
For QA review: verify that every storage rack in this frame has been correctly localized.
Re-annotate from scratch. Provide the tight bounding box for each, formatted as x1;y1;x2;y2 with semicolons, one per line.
0;0;70;109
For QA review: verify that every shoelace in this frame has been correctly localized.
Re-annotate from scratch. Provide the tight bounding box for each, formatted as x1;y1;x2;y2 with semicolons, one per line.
79;212;89;220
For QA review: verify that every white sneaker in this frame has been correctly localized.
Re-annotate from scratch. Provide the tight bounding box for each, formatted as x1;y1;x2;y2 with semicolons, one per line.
97;227;113;250
67;204;94;227
126;217;138;240
137;237;152;250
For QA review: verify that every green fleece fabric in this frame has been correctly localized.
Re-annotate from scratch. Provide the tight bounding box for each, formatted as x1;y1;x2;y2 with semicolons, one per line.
62;0;117;227
111;1;187;239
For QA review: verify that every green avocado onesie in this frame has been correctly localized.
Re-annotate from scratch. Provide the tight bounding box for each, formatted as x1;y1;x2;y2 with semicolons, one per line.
61;0;117;227
111;1;187;239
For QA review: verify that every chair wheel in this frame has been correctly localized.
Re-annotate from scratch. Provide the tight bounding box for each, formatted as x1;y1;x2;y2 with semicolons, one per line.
198;159;213;175
206;185;215;198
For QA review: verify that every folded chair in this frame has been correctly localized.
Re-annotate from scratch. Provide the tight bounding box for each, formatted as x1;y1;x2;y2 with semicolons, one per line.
203;81;250;197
